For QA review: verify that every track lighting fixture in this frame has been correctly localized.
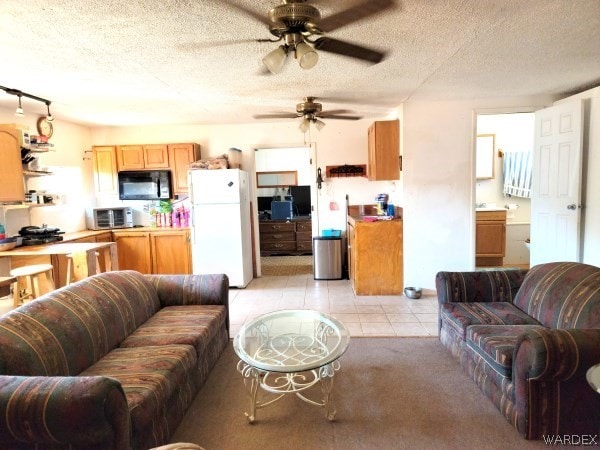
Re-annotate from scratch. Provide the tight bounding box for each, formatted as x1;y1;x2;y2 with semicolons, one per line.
0;85;54;121
15;95;24;117
45;101;54;122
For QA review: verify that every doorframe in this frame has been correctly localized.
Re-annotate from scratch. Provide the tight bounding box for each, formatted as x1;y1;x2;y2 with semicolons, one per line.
472;106;541;269
251;142;317;277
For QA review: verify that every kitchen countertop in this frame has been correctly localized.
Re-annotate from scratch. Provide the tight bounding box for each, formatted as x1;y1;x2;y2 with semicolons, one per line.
348;215;402;224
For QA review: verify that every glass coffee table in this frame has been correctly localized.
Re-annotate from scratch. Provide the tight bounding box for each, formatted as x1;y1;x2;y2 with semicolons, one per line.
233;309;350;423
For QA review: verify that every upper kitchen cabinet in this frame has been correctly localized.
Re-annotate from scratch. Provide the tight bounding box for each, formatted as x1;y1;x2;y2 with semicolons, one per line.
168;143;201;194
93;146;118;196
368;119;400;181
0;125;26;202
117;144;169;170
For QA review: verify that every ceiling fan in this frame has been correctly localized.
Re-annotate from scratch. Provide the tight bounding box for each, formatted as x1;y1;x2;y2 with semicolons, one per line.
218;0;398;74
254;96;363;131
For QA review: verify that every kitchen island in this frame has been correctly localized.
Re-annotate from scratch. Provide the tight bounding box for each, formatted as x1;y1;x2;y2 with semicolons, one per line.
347;214;403;295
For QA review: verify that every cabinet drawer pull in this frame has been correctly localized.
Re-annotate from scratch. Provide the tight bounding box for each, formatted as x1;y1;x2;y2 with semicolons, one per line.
274;244;284;248
273;234;282;238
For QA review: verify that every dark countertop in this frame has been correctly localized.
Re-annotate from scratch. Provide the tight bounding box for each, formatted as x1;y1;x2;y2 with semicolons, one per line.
259;215;312;222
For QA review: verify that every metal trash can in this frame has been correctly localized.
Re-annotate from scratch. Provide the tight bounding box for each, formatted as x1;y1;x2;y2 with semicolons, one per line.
313;236;342;280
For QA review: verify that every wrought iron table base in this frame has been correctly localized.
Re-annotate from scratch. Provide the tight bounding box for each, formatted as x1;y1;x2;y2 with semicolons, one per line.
237;360;341;423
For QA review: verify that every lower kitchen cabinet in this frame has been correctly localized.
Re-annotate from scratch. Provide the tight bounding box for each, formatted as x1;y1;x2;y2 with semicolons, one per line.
347;216;403;295
113;228;191;275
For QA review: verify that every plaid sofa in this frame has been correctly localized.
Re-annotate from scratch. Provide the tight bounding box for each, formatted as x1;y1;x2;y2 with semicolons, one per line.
0;270;229;450
436;262;600;439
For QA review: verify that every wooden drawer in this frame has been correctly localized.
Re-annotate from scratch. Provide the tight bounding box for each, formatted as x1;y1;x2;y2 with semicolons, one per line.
261;231;296;242
260;241;297;252
296;231;312;242
296;221;312;232
296;241;313;252
259;222;295;232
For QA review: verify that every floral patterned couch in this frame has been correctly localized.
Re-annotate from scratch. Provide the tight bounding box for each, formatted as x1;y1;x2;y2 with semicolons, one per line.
0;270;230;450
436;262;600;439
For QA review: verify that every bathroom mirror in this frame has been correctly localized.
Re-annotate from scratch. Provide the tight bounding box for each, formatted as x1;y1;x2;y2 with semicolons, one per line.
476;134;495;179
256;171;298;188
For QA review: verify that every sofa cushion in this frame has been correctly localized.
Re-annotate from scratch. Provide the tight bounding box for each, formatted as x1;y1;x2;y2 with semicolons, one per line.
0;271;161;376
119;305;226;357
466;325;545;378
512;262;600;329
440;302;541;340
80;345;197;443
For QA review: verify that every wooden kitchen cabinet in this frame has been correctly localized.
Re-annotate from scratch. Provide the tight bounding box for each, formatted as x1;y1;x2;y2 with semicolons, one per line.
92;146;119;196
112;228;191;274
168;143;201;194
113;231;153;274
475;210;507;267
150;229;191;274
0;125;25;202
347;216;403;295
368;119;400;181
116;144;169;170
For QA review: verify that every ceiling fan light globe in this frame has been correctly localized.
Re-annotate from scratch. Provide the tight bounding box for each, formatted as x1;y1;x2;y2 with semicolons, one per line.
299;119;310;133
314;119;326;130
263;46;287;74
296;42;318;70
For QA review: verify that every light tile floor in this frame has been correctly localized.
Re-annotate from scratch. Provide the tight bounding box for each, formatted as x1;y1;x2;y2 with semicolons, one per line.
229;274;439;338
0;274;440;339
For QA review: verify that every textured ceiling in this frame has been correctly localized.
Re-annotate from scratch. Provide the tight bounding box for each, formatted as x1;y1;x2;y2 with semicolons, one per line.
1;0;599;126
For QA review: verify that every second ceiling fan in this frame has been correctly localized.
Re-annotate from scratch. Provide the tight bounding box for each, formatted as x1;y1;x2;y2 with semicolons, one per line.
254;97;363;131
219;0;398;73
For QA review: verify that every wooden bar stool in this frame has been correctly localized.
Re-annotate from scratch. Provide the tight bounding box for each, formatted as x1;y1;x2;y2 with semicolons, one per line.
9;264;56;308
66;251;101;285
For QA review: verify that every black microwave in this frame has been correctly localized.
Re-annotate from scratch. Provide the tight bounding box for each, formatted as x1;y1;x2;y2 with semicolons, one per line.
118;170;173;200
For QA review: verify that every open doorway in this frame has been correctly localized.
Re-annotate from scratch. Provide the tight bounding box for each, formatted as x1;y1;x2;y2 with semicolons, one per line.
475;112;535;269
254;146;316;276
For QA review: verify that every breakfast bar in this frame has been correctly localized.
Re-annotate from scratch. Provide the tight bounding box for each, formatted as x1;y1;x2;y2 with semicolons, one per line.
0;241;118;289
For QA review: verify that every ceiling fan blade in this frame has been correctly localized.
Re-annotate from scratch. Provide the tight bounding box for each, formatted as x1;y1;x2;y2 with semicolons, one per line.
253;113;299;119
319;114;363;120
319;109;355;115
217;0;272;26
317;0;398;33
178;38;272;51
313;37;387;64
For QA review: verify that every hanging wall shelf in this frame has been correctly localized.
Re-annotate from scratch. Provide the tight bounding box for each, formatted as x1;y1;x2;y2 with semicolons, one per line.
326;164;367;178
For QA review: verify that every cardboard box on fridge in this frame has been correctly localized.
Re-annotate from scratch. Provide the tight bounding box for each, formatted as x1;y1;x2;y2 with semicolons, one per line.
228;148;242;169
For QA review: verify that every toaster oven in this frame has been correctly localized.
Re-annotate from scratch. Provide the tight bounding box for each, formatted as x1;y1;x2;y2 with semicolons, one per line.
86;207;133;230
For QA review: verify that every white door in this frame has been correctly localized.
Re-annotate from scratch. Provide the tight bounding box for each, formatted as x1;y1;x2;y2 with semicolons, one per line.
530;100;583;266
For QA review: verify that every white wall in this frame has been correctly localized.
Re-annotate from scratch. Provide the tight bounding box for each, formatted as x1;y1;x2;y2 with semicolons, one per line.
0;108;94;233
476;113;534;223
91;117;400;234
402;96;554;291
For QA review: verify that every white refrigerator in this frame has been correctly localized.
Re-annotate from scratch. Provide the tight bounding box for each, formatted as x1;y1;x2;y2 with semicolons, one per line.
189;169;253;288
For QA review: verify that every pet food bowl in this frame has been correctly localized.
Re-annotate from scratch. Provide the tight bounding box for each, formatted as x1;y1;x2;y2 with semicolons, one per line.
404;287;422;299
0;237;17;251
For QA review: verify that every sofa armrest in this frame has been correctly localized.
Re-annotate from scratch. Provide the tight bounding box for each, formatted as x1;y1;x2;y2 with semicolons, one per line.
0;375;130;449
435;269;527;305
513;328;600;438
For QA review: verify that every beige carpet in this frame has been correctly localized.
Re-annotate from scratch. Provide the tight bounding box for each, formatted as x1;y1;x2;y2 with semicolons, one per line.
171;338;548;450
261;255;313;276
